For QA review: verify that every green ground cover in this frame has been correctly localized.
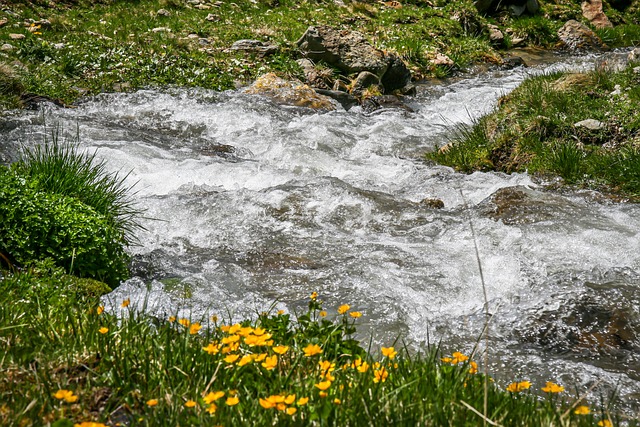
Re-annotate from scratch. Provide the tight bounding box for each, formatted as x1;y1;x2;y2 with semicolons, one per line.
0;268;628;426
0;0;638;108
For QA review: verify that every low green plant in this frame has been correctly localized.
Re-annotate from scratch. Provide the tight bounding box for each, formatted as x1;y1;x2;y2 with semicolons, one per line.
0;132;141;286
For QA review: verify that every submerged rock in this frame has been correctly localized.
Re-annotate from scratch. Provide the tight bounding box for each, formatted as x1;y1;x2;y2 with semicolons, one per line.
244;73;337;111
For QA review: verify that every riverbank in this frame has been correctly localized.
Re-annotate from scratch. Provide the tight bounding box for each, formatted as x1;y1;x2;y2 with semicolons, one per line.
0;0;638;109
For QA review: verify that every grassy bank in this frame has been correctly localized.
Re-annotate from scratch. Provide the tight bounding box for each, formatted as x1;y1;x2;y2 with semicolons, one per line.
0;266;628;426
427;64;640;200
0;0;639;108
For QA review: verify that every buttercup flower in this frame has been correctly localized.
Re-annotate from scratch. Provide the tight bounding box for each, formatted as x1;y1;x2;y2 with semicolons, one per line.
598;420;612;427
262;355;278;370
297;397;309;406
541;381;564;393
206;403;217;414
373;367;388;383
349;311;362;318
203;391;225;404
146;399;158;407
54;389;78;403
319;310;327;317
303;343;323;357
333;398;341;405
286;407;297;415
74;423;108;427
121;298;130;308
238;355;253;367
451;352;469;364
203;343;220;354
168;316;176;323
96;306;104;315
506;381;531;393
226;396;239;406
284;394;296;405
381;346;397;359
178;318;190;327
338;304;350;314
98;327;108;334
272;345;289;355
224;354;240;364
185;400;197;408
189;322;202;335
315;380;332;391
311;292;318;300
574;405;590;415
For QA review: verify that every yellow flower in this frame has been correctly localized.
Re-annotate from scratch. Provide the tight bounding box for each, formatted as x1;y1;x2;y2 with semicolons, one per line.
441;357;452;363
277;309;285;315
349;311;362;318
315;380;332;391
238;326;254;337
381;346;397;359
276;403;287;411
297;397;309;406
506;381;531;393
284;394;296;405
253;327;267;336
203;391;225;404
337;304;350;314
469;361;478;374
74;423;108;427
253;353;267;362
319;391;328;398
98;327;109;334
53;389;78;403
226;396;239;406
168;316;176;323
259;398;275;409
318;360;335;373
373;367;388;383
286;407;297;415
220;325;231;332
303;343;323;357
96;306;104;315
146;399;158;407
222;335;240;344
541;382;564;393
203;343;220;354
598;420;612;427
451;352;469;364
224;354;240;364
311;291;318;300
184;400;197;408
238;355;253;367
211;314;218;323
228;323;241;334
189;322;202;335
206;403;217;414
574;405;590;415
333;398;341;405
272;345;289;355
178;318;190;327
319;310;327;317
261;355;278;370
121;298;130;308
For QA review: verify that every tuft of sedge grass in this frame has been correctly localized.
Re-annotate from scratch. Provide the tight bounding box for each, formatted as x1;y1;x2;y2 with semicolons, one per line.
0;268;626;426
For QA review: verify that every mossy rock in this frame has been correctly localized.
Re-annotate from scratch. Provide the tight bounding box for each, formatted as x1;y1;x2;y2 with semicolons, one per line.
66;275;112;298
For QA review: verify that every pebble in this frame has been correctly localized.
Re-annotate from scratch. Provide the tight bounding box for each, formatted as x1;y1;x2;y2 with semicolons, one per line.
8;33;25;40
1;43;14;51
156;8;171;16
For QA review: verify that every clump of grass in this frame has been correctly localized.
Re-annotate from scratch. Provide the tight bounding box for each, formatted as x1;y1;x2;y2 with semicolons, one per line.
0;270;626;426
0;128;142;286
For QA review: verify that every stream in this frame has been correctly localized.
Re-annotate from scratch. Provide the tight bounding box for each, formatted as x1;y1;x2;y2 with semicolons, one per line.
1;52;639;413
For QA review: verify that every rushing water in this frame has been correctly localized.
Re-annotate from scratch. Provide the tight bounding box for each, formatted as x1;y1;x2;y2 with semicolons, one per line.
2;54;639;412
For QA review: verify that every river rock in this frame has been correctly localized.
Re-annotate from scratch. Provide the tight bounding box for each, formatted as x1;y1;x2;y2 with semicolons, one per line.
595;52;632;73
478;186;584;225
351;71;382;96
314;89;359;110
557;20;606;51
244;73;337;111
487;24;505;46
581;0;613;28
229;39;278;56
296;26;411;93
430;53;454;67
296;58;332;89
9;33;25;40
156;8;171;17
574;119;605;131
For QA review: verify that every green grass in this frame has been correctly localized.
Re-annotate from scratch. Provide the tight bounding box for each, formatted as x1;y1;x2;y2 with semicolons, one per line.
0;266;629;426
427;65;640;200
2;0;637;105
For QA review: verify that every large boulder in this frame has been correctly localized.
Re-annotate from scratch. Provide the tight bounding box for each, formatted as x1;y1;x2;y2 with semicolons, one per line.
557;20;607;51
581;0;613;28
296;26;411;93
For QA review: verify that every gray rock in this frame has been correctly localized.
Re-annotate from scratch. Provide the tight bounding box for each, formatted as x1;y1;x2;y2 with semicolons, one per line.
557;20;606;51
351;71;382;96
230;39;278;56
315;89;359;110
1;43;14;51
156;8;171;17
488;24;504;46
595;52;631;73
296;26;411;93
574;119;605;130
